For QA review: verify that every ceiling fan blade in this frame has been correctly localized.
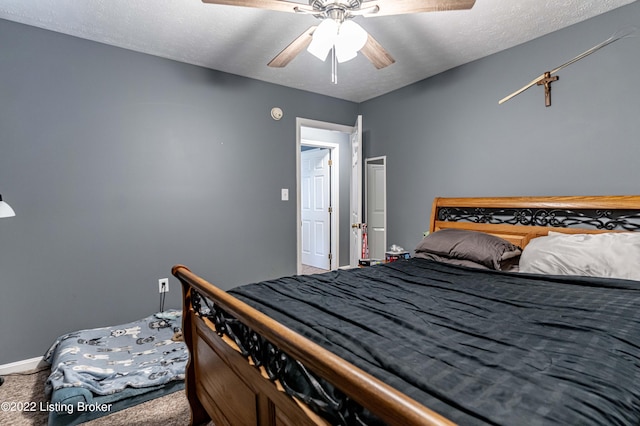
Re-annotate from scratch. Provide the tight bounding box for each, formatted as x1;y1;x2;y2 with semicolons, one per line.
268;26;317;68
360;33;395;69
363;0;476;17
201;0;312;14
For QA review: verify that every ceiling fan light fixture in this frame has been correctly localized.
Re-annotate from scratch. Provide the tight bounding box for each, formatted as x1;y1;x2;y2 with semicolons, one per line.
338;20;367;51
308;18;368;63
335;20;367;63
335;42;358;63
307;19;339;61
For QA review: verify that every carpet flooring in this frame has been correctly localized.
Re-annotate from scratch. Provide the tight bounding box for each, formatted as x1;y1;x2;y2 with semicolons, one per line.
0;368;191;425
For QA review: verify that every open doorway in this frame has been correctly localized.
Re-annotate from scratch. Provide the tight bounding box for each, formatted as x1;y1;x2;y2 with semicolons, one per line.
296;117;362;275
300;146;334;274
365;156;387;261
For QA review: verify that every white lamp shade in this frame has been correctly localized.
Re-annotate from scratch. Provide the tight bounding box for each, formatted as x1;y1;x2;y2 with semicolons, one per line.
335;43;358;63
335;20;368;63
338;20;368;52
307;19;339;61
0;200;15;218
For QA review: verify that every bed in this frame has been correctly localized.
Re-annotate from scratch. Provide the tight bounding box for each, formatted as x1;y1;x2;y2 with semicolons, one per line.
173;195;640;426
43;310;187;426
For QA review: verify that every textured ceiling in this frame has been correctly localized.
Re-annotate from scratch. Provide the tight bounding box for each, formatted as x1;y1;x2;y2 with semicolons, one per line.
0;0;635;102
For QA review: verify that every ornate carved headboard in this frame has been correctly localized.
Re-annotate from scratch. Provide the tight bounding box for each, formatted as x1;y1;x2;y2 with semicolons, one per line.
429;196;640;248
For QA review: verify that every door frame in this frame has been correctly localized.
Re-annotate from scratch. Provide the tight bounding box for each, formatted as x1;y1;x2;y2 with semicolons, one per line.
296;117;353;274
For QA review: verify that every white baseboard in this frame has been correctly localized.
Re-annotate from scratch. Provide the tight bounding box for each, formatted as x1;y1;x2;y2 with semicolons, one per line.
0;356;48;375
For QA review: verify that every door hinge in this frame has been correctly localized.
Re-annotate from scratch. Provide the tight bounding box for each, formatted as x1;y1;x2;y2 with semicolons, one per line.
328;207;333;213
328;253;333;260
328;159;333;167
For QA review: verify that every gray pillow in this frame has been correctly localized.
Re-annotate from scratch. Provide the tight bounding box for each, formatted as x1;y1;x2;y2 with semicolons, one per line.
413;252;490;269
415;228;521;270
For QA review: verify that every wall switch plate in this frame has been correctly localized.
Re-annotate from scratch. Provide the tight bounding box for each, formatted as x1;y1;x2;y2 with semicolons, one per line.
281;188;289;201
158;278;169;293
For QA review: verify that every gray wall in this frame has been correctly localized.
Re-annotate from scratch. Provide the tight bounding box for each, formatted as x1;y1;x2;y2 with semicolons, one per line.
2;1;639;364
0;19;358;364
359;1;640;253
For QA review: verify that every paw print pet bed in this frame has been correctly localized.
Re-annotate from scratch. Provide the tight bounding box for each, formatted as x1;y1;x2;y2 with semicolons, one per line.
43;310;187;426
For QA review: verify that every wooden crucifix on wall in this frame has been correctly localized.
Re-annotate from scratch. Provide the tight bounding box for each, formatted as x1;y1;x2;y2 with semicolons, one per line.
499;26;637;107
536;72;559;107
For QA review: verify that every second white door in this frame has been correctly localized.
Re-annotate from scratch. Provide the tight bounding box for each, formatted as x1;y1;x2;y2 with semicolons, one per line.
366;157;386;260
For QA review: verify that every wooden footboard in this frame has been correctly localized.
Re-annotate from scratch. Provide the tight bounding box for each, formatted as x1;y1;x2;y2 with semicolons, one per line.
173;264;454;426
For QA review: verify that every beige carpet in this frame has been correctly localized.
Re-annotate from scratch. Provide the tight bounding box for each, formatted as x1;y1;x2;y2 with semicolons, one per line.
0;368;191;425
301;264;329;275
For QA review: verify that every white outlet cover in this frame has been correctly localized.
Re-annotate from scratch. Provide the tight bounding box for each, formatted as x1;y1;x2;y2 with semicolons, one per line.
281;188;289;201
158;278;169;293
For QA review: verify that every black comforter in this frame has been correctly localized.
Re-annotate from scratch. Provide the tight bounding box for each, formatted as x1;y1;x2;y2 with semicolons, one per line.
229;258;640;425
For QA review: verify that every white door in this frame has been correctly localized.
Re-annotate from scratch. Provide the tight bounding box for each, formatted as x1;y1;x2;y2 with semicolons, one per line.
366;158;386;260
301;148;331;270
350;115;363;267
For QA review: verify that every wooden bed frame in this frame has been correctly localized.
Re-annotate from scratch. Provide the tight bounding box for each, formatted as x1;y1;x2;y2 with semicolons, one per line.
172;195;640;426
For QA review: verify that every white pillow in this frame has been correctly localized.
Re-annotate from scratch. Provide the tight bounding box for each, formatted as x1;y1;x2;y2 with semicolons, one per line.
519;231;640;282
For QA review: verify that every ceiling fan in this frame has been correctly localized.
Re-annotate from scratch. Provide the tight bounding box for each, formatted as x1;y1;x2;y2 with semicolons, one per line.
201;0;476;82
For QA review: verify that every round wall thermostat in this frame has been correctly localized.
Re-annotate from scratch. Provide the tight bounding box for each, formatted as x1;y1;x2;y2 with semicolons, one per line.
271;107;283;121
